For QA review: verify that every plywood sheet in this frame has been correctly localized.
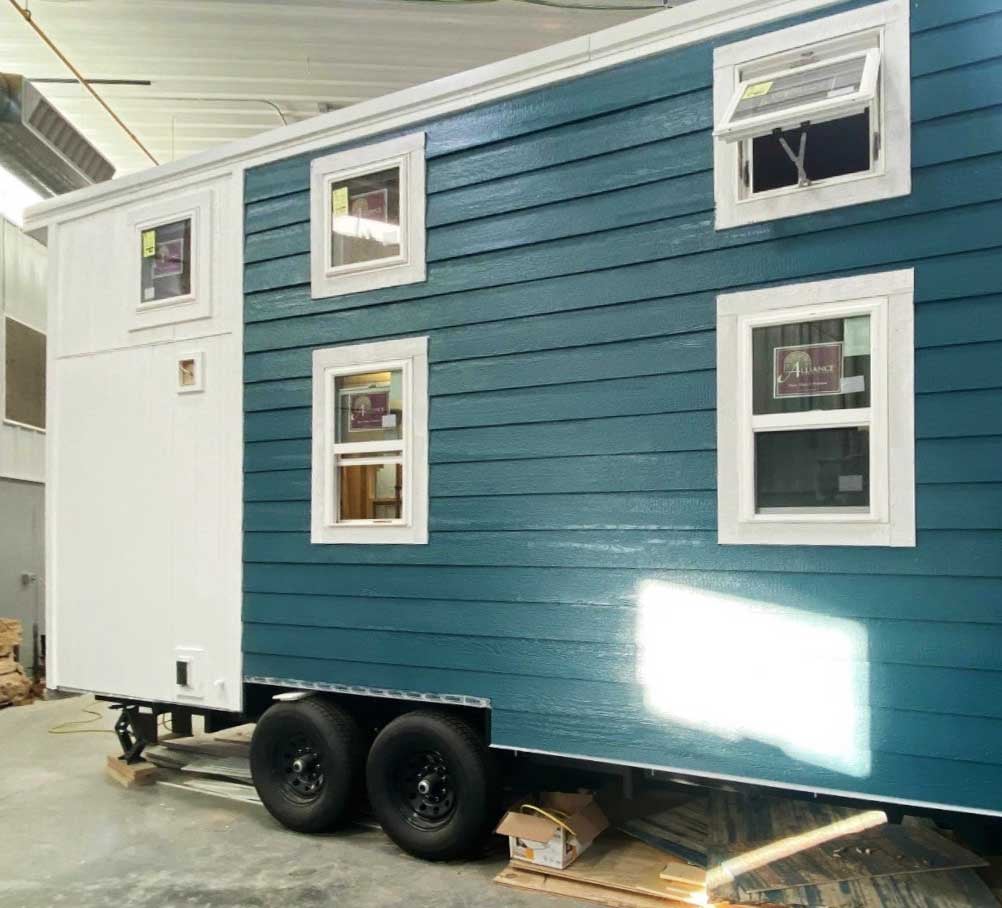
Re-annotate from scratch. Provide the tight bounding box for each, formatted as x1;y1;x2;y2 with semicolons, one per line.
496;865;690;908
752;868;999;908
619;798;710;867
709;824;986;902
513;831;705;904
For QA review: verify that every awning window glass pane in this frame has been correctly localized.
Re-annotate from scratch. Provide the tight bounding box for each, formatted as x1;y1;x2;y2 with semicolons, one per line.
755;427;869;511
752;315;871;416
330;167;401;269
734;54;868;123
140;218;192;304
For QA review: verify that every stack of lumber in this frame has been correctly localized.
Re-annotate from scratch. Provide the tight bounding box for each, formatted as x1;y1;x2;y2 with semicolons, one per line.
497;789;1000;908
0;618;32;707
144;724;263;805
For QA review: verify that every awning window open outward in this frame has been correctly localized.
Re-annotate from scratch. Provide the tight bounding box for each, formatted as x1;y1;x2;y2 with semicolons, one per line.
715;47;881;143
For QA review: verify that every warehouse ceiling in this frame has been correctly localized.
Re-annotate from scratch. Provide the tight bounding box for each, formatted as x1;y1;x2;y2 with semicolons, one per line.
0;0;668;179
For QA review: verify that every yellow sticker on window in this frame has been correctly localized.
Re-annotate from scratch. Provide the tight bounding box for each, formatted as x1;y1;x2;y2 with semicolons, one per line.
142;230;156;257
331;186;349;217
742;80;774;100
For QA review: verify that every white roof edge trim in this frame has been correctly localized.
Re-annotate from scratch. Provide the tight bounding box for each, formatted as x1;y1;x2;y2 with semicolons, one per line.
23;0;850;231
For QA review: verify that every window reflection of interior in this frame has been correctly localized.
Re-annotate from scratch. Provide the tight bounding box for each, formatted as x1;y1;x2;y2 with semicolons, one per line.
751;315;872;516
330;167;401;270
332;368;404;524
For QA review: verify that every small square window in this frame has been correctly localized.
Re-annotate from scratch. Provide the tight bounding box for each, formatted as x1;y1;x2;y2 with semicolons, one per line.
128;189;213;330
713;0;910;229
716;270;915;547
311;133;426;299
141;218;192;305
176;351;204;394
312;337;428;544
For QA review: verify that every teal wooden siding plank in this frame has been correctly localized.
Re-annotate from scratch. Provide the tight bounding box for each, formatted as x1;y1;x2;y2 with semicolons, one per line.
917;295;1002;348
241;619;1002;685
242;593;1002;670
910;11;1002;76
489;709;1002;812
916;341;1002;393
244;438;310;473
917;389;1002;439
911;0;1002;32
919;484;1002;529
245;221;309;264
428;133;709;228
245;190;308;236
430;170;713;262
242;564;1002;624
914;56;1002;123
243;528;1002;578
245;484;1002;532
430;371;714;429
918;436;1002;483
428;90;711;196
437;450;715;495
430;411;716;464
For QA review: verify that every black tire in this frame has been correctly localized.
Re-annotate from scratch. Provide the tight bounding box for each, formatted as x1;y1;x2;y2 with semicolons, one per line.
366;710;496;861
250;697;364;833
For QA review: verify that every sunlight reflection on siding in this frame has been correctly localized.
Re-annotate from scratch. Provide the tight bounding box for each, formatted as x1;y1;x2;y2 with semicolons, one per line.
636;579;871;778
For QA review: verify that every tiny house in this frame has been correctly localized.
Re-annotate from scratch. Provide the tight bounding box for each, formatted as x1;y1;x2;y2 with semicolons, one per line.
24;0;1002;859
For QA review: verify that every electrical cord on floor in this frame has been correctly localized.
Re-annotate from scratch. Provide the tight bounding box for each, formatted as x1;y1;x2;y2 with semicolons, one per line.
48;707;114;735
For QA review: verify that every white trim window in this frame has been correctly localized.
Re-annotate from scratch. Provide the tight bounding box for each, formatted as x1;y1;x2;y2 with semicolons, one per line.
716;269;915;547
310;132;426;299
127;189;214;330
713;0;910;229
311;336;428;545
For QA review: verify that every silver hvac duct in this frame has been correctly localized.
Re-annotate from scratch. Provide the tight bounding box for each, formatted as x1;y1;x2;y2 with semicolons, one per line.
0;73;115;197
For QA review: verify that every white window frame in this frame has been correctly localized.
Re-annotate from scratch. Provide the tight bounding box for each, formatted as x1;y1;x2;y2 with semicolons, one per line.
310;132;426;300
127;188;214;330
716;269;915;547
311;336;428;545
2;313;46;433
713;0;910;230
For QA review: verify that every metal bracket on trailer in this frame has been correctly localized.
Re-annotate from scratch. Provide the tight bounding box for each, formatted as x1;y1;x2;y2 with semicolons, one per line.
246;676;491;709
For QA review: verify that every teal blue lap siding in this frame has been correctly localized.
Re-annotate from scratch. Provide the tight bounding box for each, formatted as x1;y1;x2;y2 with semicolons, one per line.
242;0;1002;812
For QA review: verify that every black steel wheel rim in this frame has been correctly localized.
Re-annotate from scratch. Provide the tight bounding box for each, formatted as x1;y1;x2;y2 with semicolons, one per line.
393;749;457;829
277;732;325;802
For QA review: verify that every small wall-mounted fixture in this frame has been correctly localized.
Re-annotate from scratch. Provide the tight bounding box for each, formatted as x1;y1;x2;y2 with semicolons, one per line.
176;351;204;393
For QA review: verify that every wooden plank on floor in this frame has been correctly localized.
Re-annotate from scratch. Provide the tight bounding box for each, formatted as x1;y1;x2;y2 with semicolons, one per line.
709;824;987;902
105;755;159;788
513;831;707;904
495;864;690;908
753;868;1000;908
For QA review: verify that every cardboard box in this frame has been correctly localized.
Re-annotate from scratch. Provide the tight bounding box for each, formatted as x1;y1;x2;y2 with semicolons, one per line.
496;792;609;870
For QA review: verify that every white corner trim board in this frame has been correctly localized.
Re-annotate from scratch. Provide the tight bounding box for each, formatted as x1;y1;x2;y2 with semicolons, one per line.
24;0;855;234
716;269;915;548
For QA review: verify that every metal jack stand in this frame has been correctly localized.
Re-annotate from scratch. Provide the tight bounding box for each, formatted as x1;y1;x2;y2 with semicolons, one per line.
111;704;148;764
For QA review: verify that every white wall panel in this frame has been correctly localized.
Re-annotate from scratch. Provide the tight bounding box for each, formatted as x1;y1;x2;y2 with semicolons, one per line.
46;174;242;709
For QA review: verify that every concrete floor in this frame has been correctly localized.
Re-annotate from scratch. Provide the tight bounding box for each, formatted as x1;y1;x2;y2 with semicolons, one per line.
0;695;588;908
